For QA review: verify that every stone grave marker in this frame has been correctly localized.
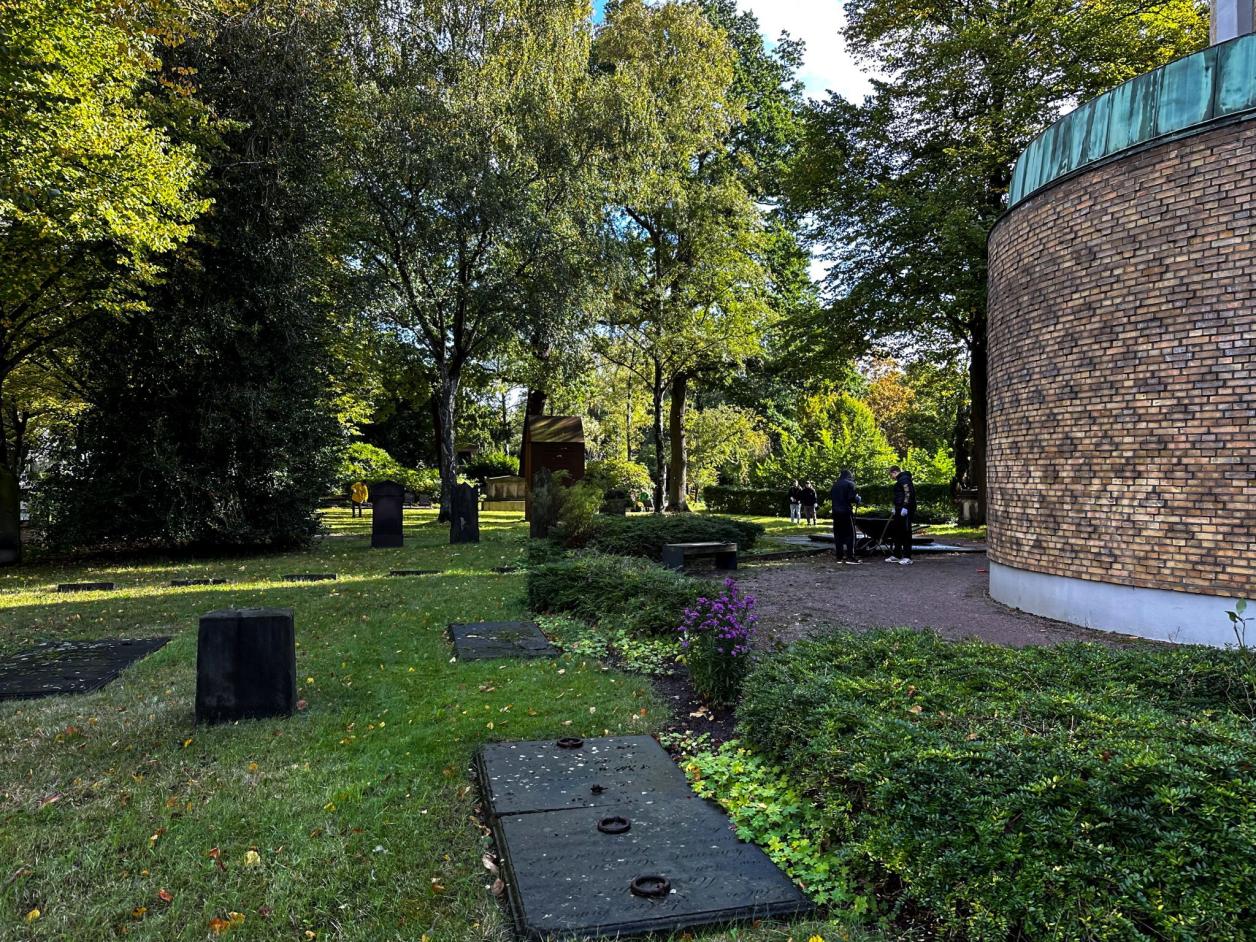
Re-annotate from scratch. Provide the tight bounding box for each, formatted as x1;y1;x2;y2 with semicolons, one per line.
478;736;811;939
196;608;296;724
370;480;405;548
389;569;439;577
282;573;336;583
450;482;480;544
58;582;116;593
171;578;229;587
0;637;169;701
447;621;558;661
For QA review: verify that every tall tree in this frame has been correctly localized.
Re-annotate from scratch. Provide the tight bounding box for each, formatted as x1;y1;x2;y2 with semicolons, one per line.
595;0;768;512
339;0;606;519
787;0;1207;520
0;0;205;561
37;1;349;551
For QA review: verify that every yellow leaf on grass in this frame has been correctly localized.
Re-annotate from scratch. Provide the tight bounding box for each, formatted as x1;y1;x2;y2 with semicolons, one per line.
244;850;261;867
25;909;40;923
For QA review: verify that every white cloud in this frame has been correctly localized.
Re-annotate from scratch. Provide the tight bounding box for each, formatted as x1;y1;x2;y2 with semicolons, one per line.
738;0;874;101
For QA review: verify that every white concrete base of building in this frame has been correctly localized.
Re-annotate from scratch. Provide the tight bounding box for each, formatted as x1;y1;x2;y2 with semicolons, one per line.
989;561;1246;648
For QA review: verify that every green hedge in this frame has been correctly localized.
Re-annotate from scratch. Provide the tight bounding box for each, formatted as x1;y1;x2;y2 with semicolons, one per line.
704;483;953;520
583;514;764;560
526;553;701;636
735;629;1256;939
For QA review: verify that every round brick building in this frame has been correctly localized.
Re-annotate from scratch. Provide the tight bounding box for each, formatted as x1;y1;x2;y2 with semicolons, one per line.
988;35;1256;645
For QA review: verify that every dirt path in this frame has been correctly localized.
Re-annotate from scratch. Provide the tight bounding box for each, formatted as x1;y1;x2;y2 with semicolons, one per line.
733;546;1135;649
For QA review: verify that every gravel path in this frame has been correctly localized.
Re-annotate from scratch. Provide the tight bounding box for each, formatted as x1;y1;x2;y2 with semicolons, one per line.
733;546;1137;649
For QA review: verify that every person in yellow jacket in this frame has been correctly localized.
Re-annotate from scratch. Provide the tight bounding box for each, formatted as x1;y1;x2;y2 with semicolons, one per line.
350;481;369;518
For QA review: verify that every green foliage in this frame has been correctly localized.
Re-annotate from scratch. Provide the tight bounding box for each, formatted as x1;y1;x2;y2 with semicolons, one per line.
584;458;652;498
338;443;428;492
553;480;606;547
582;513;763;560
704;483;952;518
750;392;897;487
460;451;520;483
685;744;848;907
900;445;955;485
527;553;701;637
735;629;1256;939
679;577;756;707
539;614;681;676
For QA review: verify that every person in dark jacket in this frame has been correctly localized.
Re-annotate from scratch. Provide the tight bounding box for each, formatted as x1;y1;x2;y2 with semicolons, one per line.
830;469;862;564
800;481;818;525
885;466;916;565
787;480;802;524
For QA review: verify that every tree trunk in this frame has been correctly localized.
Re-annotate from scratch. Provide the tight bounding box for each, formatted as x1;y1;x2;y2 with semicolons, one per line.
436;365;460;523
0;383;20;565
666;372;688;512
969;331;988;525
525;388;547;418
650;360;665;514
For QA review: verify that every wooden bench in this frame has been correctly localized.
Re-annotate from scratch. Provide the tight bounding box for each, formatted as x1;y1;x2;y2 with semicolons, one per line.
661;542;738;572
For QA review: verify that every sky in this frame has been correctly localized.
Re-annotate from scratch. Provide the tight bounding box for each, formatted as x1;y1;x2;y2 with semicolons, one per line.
591;0;874;102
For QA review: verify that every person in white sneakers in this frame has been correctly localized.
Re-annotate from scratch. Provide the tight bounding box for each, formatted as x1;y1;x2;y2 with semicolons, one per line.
883;465;916;565
787;480;802;524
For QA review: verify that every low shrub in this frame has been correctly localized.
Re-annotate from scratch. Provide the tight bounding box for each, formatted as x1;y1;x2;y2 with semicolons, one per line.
732;629;1256;939
527;553;702;636
678;577;757;706
585;458;652;496
461;451;519;482
583;513;764;560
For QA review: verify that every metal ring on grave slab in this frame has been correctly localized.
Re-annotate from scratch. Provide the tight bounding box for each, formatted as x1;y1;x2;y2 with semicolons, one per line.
597;815;631;835
590;783;606;795
630;875;670;899
556;737;584;749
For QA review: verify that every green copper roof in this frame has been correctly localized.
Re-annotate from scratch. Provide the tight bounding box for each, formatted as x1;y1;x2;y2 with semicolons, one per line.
1008;33;1256;209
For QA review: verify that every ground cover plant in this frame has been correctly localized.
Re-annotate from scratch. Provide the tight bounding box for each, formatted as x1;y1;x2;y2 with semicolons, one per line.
713;629;1256;940
582;513;764;560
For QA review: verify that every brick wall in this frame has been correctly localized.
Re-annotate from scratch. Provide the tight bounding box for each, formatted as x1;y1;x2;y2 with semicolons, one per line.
988;120;1256;598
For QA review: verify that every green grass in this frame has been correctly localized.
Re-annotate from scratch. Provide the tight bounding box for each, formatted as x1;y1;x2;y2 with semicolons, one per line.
0;510;859;942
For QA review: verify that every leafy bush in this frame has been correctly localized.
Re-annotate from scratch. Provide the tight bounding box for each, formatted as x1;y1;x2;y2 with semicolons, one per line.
748;392;897;487
553;480;605;546
704;483;953;521
461;450;519;482
585;458;652;496
583;513;764;559
678;578;757;706
527;553;701;636
338;442;435;494
733;629;1256;939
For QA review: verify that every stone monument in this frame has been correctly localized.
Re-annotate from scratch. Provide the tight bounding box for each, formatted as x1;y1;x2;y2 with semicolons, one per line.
450;482;480;544
195;608;296;724
369;480;405;548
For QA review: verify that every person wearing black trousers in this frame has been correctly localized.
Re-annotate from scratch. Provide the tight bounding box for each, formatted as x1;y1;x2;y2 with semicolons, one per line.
830;469;861;564
800;481;819;525
885;465;916;565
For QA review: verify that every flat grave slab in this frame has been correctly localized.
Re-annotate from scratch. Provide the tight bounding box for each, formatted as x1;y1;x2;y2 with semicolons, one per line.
171;578;229;587
57;582;115;593
448;621;558;661
478;736;811;939
282;573;337;583
389;569;439;577
0;637;170;701
476;736;693;816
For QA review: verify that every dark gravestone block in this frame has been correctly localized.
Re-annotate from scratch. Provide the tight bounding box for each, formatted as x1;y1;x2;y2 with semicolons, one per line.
450;483;480;544
476;736;694;816
58;582;116;593
448;621;558;661
0;637;170;701
389;569;438;577
492;565;519;574
0;465;18;565
196;608;296;724
282;573;336;583
478;736;812;939
170;578;228;587
370;480;405;548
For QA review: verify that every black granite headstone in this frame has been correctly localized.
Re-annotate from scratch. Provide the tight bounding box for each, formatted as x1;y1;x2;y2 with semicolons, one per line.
389;569;438;577
448;621;558;660
195;608;296;724
0;637;170;700
450;483;480;544
0;466;19;565
282;573;336;583
478;736;812;939
58;582;116;593
370;480;405;548
171;578;228;587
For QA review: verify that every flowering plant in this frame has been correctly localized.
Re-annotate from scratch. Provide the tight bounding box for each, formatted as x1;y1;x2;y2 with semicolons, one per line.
678;578;756;707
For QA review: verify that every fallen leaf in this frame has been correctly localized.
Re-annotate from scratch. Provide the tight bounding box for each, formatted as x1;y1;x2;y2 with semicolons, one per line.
491;878;505;897
182;738;193;748
132;906;147;919
37;792;62;810
244;850;262;868
430;877;446;894
228;912;244;927
158;889;173;903
908;704;924;714
257;905;272;919
209;917;229;934
481;854;498;874
296;699;308;711
25;909;40;923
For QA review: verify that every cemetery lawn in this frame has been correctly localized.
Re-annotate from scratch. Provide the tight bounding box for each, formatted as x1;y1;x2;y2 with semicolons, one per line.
0;511;848;942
